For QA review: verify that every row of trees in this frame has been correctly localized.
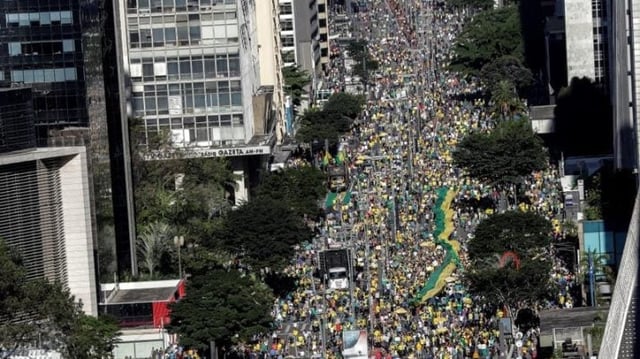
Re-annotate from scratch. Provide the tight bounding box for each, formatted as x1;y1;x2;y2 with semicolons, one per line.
166;164;327;352
296;92;366;148
450;4;531;119
449;1;557;327
0;241;120;358
453;119;552;325
166;90;365;352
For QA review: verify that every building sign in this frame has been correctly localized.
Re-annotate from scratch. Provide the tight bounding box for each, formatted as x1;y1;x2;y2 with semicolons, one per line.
143;145;271;161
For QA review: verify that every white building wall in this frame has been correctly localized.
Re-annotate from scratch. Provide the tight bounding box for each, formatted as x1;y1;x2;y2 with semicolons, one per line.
256;0;285;142
238;0;260;143
0;147;98;317
60;149;98;316
564;0;596;81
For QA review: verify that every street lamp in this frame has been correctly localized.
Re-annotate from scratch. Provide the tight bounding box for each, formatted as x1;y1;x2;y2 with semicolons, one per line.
174;235;184;278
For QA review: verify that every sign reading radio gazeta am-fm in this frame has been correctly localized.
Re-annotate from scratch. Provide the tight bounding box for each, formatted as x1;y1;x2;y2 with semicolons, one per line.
143;145;271;161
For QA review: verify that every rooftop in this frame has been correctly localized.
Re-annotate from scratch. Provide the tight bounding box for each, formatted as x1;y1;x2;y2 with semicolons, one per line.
539;307;608;335
100;279;183;305
107;286;178;305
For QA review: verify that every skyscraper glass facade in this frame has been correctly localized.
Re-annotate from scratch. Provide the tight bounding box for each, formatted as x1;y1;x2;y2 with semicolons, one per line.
124;0;248;147
0;0;88;143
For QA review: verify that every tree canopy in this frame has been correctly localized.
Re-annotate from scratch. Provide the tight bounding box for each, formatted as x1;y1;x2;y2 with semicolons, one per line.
213;197;313;272
480;55;533;97
283;65;311;107
168;269;274;351
296;93;364;146
323;92;366;120
0;241;120;358
450;6;524;76
296;109;348;147
453;119;547;185
464;211;554;320
347;40;379;82
129;120;236;278
254;166;326;218
467;211;552;260
489;79;527;120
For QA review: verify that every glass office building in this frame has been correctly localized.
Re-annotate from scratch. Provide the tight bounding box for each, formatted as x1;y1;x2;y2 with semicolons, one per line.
0;1;88;143
123;0;256;147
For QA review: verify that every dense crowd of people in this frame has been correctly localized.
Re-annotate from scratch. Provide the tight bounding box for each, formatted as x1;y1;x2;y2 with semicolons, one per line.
251;1;575;359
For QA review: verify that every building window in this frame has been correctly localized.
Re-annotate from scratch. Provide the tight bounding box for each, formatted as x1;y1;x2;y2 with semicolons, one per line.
318;4;326;13
5;11;73;27
280;3;292;14
281;19;293;31
281;36;294;47
8;42;21;56
11;67;77;84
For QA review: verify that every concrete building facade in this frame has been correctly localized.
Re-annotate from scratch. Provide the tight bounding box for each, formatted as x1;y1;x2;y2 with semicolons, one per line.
255;0;286;143
0;146;98;316
0;0;132;280
278;0;322;75
112;0;277;212
563;0;597;81
317;0;330;69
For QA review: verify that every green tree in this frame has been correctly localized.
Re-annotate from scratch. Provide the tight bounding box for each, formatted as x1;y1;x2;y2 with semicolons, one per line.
323;93;365;120
465;211;554;325
489;79;526;120
295;108;349;146
453;119;547;185
213;197;313;272
137;221;174;278
347;40;368;62
296;93;364;146
347;40;379;84
468;211;552;258
130;119;235;247
480;55;533;96
65;315;121;359
450;6;524;75
254;166;326;218
167;269;274;352
0;241;120;358
282;65;311;107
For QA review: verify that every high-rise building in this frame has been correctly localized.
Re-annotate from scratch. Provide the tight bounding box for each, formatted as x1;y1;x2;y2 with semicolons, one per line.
0;88;97;315
599;1;640;357
317;0;330;69
278;0;322;75
0;0;136;280
0;87;36;152
112;0;278;209
0;2;87;142
563;0;609;85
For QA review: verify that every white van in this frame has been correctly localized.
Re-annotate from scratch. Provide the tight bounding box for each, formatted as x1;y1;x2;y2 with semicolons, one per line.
328;267;349;290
